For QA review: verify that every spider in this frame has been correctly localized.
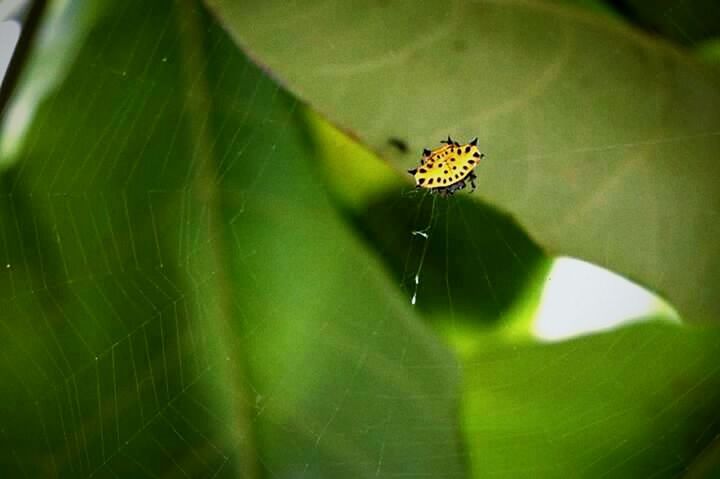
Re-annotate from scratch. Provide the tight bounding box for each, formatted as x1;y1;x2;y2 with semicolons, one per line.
407;136;485;196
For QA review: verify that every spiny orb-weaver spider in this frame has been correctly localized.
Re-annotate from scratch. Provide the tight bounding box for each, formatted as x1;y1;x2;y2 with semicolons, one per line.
407;136;485;196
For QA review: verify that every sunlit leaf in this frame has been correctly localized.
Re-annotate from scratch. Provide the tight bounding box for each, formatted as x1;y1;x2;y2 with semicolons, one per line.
205;0;720;324
462;323;720;478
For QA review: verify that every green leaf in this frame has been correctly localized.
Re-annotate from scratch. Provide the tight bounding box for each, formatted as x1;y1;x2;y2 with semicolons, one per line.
205;0;720;324
462;323;720;478
0;0;464;477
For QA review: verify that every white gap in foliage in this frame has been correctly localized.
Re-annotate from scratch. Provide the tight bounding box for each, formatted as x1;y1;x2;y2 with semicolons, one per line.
0;20;20;88
0;0;27;22
533;257;680;342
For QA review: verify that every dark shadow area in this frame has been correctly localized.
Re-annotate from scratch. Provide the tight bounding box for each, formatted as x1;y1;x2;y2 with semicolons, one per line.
346;187;548;326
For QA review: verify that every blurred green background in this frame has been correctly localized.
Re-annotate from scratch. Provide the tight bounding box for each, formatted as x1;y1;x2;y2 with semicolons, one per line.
0;0;719;477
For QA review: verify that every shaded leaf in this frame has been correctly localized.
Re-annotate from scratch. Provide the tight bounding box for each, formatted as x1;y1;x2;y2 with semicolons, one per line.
622;0;720;46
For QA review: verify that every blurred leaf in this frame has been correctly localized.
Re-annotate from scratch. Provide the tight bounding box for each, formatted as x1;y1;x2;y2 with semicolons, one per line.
0;0;465;477
621;0;720;45
0;0;107;164
462;323;720;478
206;0;720;324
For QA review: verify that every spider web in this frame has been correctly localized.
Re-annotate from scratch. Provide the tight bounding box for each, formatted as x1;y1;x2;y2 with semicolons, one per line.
0;1;463;477
1;0;720;478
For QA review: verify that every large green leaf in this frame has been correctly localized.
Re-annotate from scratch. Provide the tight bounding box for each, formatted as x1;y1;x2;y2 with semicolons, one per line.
205;0;720;324
0;0;464;477
462;323;720;478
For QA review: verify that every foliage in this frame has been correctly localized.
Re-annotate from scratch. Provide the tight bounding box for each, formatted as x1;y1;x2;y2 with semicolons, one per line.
1;0;719;478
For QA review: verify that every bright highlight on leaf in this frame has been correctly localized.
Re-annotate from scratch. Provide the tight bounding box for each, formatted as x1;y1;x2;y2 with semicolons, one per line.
533;257;680;342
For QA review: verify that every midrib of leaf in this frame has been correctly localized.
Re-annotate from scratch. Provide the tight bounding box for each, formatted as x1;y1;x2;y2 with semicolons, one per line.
176;3;259;478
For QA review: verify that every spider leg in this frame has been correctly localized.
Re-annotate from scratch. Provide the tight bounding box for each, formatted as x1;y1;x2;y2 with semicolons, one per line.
468;172;477;192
